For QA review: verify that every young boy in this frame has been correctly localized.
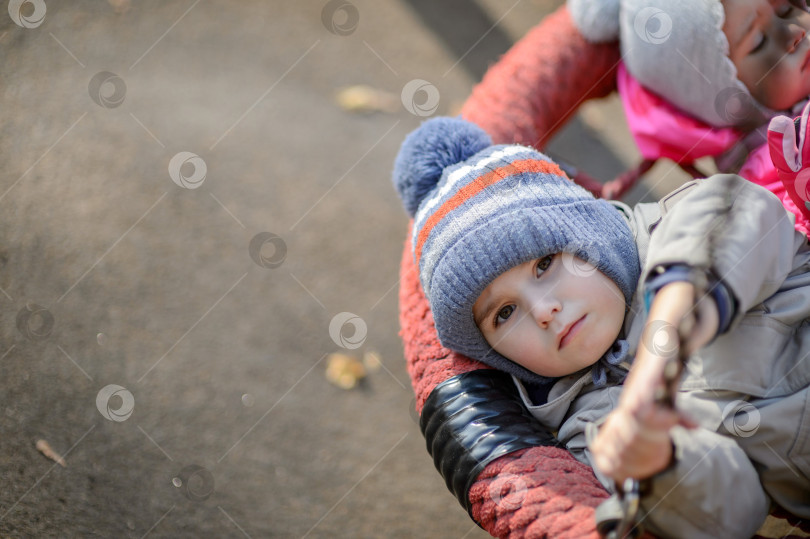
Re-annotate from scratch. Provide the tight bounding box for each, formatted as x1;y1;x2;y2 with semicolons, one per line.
394;116;810;538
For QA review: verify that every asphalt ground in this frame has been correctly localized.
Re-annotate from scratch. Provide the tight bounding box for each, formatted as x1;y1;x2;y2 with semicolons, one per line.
3;1;792;539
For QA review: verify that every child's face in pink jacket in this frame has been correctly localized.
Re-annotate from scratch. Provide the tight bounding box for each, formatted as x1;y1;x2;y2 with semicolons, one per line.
724;0;810;111
472;253;626;378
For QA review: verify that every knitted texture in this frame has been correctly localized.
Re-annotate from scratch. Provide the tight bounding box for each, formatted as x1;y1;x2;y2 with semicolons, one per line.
392;117;640;384
399;5;624;537
400;233;624;538
397;4;810;537
469;447;612;539
399;226;489;414
459;6;620;149
393;118;492;217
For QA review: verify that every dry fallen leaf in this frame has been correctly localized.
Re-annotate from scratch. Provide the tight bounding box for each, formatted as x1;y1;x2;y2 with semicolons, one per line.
326;352;366;389
335;85;398;114
36;439;66;467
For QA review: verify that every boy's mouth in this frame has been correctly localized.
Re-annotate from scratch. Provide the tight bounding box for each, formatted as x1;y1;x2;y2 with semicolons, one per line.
558;315;585;350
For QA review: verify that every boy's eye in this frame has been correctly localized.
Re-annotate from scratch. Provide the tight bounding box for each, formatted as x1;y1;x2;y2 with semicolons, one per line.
495;305;514;326
535;255;554;277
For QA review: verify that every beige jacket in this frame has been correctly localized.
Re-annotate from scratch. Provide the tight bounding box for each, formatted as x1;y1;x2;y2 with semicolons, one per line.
515;174;810;538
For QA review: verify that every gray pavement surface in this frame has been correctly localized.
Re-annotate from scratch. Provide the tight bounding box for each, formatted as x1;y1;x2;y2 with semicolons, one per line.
0;1;738;538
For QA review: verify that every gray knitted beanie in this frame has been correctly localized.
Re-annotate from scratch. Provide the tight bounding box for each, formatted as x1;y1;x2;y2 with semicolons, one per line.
393;117;640;384
568;0;783;128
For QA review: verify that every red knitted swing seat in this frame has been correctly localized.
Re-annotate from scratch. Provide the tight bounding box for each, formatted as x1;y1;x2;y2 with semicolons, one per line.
399;5;810;538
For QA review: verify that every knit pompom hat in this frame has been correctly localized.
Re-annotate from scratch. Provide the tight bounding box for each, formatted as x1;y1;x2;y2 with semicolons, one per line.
568;0;810;128
393;117;640;384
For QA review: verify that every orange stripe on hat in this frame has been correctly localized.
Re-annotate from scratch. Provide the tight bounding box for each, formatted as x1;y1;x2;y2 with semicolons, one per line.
415;158;565;265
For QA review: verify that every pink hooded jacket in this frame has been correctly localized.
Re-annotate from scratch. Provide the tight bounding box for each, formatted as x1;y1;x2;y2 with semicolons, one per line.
618;63;810;236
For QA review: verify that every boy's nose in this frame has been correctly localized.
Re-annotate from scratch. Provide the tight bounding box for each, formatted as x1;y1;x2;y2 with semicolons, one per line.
529;296;561;328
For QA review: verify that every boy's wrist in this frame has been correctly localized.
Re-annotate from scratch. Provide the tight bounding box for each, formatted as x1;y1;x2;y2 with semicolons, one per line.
589;402;679;485
644;264;735;335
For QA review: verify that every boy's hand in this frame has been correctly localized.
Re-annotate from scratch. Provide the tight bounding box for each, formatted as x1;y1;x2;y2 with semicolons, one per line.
768;100;810;219
591;398;679;484
590;281;717;483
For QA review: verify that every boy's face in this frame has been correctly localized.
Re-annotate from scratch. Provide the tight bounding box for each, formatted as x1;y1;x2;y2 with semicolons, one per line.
473;253;626;378
724;0;810;111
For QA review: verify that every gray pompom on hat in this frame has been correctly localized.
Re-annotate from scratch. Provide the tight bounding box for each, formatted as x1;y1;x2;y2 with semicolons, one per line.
392;117;640;384
568;0;784;128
